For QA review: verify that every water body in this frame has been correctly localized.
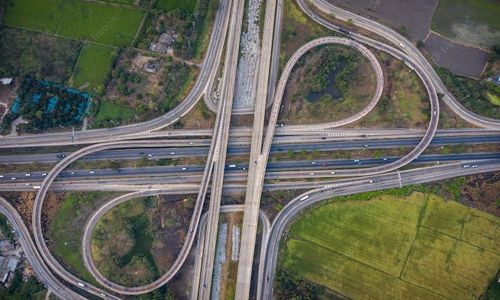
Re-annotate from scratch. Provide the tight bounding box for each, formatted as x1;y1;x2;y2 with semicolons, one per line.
307;59;346;103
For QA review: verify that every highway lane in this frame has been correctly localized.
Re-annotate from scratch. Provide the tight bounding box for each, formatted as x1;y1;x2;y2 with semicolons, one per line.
298;0;500;130
2;152;498;185
235;0;278;296
199;0;246;297
30;138;227;297
0;0;232;149
236;35;440;298
0;197;88;300
1;158;495;194
259;159;500;299
1;133;498;165
191;205;270;300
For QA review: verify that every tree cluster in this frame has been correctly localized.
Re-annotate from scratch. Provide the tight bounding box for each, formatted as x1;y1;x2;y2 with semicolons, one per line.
1;77;91;133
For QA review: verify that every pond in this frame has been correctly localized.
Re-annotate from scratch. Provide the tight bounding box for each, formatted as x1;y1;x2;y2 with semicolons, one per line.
307;59;346;103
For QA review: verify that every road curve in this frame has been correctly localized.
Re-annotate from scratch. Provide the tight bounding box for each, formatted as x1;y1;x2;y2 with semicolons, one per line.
32;140;210;298
299;0;500;130
0;197;87;300
259;159;500;299
264;36;439;177
0;0;232;149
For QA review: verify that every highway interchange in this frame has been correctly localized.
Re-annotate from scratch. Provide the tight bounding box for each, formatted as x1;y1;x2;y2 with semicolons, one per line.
0;0;499;299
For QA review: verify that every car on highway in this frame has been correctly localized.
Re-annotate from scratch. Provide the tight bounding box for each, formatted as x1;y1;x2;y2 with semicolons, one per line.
147;154;153;157
399;42;405;48
311;161;317;165
182;167;187;171
0;175;3;178
25;173;31;177
41;173;47;176
354;159;360;162
463;164;470;168
89;171;95;174
229;164;237;168
10;177;16;180
300;195;309;201
472;165;478;168
330;171;336;174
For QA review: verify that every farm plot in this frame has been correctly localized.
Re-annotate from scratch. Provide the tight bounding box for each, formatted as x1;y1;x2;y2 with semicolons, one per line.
155;0;197;13
3;0;144;46
72;44;118;93
425;33;489;78
328;0;437;41
431;0;500;49
279;192;500;299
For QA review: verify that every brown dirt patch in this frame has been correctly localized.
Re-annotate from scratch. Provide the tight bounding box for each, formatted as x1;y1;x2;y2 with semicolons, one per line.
460;172;500;217
328;0;437;41
424;33;489;78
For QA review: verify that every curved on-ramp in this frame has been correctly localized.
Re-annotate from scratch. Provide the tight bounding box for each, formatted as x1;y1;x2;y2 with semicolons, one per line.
32;140;213;297
298;0;500;130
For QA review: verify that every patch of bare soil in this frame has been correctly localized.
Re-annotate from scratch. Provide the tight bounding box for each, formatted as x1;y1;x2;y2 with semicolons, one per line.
424;33;489;79
460;172;500;217
328;0;437;41
151;194;196;273
0;192;35;226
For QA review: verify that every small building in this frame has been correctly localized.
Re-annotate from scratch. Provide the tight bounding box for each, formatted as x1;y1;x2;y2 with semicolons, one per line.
150;32;177;55
0;257;8;283
6;257;18;273
0;78;13;85
143;61;160;74
0;240;14;252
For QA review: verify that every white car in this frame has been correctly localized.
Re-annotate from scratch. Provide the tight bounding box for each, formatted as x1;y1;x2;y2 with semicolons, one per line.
25;173;31;177
182;167;187;171
0;175;3;178
41;173;47;176
89;171;95;174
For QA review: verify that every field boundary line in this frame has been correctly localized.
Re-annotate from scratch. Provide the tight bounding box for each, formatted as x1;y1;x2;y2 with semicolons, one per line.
427;30;491;54
291;235;398;278
458;208;469;240
1;24;120;49
398;194;429;279
71;42;89;83
130;12;148;48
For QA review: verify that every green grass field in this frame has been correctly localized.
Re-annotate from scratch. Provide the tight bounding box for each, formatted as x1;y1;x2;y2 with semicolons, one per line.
280;192;500;299
49;192;115;284
155;0;197;13
95;99;135;123
72;44;117;93
3;0;144;46
431;0;500;48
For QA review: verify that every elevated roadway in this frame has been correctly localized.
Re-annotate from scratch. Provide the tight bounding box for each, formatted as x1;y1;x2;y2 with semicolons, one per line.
0;0;232;149
236;34;440;298
260;159;500;299
298;0;500;130
0;197;87;300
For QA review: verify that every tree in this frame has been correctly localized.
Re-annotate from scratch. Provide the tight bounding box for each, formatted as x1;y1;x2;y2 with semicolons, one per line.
416;40;424;48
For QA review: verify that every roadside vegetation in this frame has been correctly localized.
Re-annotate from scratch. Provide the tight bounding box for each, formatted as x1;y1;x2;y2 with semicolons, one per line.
0;28;81;82
72;44;119;94
280;0;332;68
276;185;500;299
48;191;118;284
91;195;194;288
279;45;375;124
436;65;500;119
353;52;430;129
0;269;46;300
